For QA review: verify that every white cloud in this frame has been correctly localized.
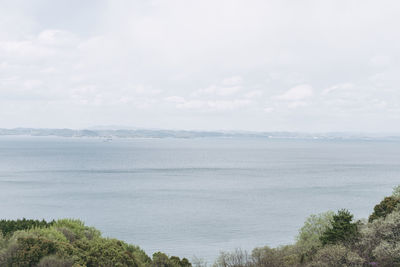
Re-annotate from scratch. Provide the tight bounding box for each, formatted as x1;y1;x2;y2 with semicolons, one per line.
165;96;185;103
245;90;263;98
37;30;79;46
369;55;392;68
165;96;251;111
1;1;400;131
263;107;274;113
222;76;243;86
193;77;243;97
287;101;308;109
274;85;314;101
207;99;251;110
321;83;354;95
193;85;241;96
177;100;205;109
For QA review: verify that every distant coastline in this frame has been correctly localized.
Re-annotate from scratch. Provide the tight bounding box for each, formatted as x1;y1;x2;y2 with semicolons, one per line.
0;127;400;141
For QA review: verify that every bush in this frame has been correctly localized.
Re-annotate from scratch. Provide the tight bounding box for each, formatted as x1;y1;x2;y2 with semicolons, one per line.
37;255;74;267
296;211;334;260
358;210;400;266
252;245;300;267
0;236;58;267
213;249;252;267
392;185;400;198
79;238;138;267
54;219;101;241
307;244;364;267
368;196;400;222
0;218;188;267
0;218;54;237
152;252;191;267
320;209;359;246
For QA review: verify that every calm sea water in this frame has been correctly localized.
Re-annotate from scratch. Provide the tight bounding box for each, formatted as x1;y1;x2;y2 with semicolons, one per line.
0;136;399;261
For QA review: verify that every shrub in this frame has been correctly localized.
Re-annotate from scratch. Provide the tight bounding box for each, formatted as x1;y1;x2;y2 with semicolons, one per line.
152;252;191;267
0;232;5;249
213;249;252;267
252;245;300;267
54;219;101;241
307;244;364;267
37;255;74;267
392;185;400;198
0;218;54;237
0;236;57;266
368;196;400;222
0;218;188;267
320;209;359;246
296;211;334;260
358;210;400;266
73;238;138;267
191;256;208;267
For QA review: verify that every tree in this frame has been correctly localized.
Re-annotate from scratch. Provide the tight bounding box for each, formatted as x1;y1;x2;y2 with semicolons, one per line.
296;211;334;259
392;185;400;198
358;210;400;266
368;196;400;222
152;252;191;267
0;218;54;237
320;209;359;246
308;244;364;267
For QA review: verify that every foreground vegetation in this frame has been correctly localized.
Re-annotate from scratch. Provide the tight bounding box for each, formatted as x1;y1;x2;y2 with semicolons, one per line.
214;185;400;267
2;186;400;267
0;219;190;267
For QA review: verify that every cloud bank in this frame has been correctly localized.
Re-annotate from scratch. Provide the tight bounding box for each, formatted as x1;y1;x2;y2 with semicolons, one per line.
0;0;400;132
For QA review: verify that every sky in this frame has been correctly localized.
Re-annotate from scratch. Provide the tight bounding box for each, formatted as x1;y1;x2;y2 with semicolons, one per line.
0;0;400;132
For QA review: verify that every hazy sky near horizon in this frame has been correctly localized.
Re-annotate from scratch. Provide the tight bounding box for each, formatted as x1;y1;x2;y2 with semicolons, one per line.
1;0;400;132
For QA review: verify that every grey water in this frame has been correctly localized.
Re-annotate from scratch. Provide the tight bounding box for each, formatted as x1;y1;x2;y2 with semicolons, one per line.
0;136;399;262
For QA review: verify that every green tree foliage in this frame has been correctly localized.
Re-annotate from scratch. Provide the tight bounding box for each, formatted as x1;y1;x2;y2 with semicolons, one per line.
319;209;359;246
296;211;334;260
1;236;58;267
3;185;400;267
37;255;74;267
214;186;400;267
0;218;54;236
392;185;400;198
307;244;364;267
152;252;191;267
0;219;188;267
251;245;300;267
213;249;252;267
358;209;400;266
368;196;400;222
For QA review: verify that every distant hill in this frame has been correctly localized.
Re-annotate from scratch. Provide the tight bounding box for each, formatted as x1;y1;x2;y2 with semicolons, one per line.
0;127;399;140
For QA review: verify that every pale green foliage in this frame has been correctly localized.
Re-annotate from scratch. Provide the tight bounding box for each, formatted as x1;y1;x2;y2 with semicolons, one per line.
0;232;5;249
213;249;252;267
359;210;400;265
307;244;364;267
37;255;74;267
212;186;400;267
252;245;300;267
4;225;68;246
33;227;70;242
54;219;101;240
296;211;334;255
0;218;178;267
373;241;400;267
192;256;208;267
392;185;400;198
213;246;302;267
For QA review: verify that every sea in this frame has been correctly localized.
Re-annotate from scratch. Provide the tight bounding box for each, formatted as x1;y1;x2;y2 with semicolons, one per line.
0;136;399;262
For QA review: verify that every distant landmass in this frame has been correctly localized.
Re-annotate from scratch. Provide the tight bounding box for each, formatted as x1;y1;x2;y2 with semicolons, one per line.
0;127;399;140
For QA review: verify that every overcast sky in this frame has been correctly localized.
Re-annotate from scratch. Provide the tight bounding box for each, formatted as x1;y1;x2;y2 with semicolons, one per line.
1;0;399;132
